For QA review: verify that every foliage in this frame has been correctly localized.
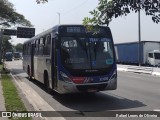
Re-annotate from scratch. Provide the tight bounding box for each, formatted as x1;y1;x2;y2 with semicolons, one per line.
14;43;23;52
83;0;160;26
2;35;13;52
1;74;32;120
0;0;32;27
36;0;48;4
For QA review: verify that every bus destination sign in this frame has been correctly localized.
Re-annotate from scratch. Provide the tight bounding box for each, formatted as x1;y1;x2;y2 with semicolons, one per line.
67;27;84;33
60;26;86;34
60;26;109;35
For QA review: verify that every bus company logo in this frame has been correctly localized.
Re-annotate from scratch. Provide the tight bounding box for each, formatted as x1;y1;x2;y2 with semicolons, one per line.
83;77;93;83
2;112;11;117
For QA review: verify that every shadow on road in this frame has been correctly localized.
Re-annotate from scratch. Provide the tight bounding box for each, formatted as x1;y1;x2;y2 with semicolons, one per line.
52;92;146;111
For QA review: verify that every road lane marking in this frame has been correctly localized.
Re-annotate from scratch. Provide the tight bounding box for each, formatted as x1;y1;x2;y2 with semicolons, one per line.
11;73;66;120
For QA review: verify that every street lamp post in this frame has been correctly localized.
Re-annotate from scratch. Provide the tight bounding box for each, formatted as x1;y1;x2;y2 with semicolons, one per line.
57;12;60;24
138;9;141;66
0;30;3;64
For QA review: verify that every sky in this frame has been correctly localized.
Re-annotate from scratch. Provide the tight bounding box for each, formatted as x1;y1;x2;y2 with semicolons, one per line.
8;0;160;45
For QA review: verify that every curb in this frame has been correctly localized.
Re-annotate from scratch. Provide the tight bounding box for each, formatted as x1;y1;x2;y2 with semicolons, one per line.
0;74;9;120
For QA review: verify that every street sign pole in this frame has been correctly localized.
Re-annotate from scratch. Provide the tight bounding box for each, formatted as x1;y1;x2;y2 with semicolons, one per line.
0;30;3;64
0;27;35;64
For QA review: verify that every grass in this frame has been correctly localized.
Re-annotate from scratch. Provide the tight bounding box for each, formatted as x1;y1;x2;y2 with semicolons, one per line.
0;64;2;70
0;64;9;74
1;66;32;120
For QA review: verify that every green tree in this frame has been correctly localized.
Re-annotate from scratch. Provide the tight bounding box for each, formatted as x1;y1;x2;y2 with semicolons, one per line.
36;0;48;4
83;0;160;26
14;43;23;52
0;0;32;27
2;35;13;52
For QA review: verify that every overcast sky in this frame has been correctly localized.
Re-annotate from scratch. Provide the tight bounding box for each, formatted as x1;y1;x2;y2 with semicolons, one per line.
9;0;160;45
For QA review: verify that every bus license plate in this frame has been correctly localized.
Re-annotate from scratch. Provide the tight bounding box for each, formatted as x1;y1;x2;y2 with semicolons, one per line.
88;89;98;92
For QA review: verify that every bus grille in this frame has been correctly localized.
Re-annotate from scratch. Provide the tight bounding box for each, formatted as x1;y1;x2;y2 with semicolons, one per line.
76;84;108;92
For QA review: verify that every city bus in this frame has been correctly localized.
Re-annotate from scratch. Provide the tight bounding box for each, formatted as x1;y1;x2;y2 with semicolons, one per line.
23;24;117;94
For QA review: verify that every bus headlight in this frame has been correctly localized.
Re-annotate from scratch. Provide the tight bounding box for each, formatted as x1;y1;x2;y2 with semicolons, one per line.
60;72;73;83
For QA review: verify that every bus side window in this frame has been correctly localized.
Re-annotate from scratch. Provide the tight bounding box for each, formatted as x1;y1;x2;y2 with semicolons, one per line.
23;45;25;55
37;40;39;55
34;40;36;55
27;43;30;55
39;38;44;55
29;43;31;55
37;39;40;55
44;35;51;55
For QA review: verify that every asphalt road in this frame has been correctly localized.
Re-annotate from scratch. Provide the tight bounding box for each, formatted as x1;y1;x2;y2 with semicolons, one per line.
5;60;160;120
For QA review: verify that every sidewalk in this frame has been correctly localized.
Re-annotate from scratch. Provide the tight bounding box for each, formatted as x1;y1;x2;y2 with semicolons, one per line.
0;74;8;120
117;64;160;76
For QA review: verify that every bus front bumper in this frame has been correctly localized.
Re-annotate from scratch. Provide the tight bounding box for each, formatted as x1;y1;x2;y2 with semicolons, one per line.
57;77;117;94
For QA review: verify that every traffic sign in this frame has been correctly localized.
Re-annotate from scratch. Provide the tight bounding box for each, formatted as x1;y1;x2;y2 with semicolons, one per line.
2;29;17;36
17;27;35;38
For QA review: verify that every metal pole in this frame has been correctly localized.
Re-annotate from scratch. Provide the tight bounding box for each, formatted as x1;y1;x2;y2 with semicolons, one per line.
138;10;141;66
0;30;2;64
57;12;60;24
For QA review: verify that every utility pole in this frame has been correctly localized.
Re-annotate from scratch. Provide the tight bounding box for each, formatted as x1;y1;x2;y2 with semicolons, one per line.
57;12;60;24
0;30;3;64
138;9;141;66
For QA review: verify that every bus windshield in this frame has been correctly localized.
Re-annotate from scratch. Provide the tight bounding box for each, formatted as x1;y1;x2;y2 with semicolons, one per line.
61;37;114;70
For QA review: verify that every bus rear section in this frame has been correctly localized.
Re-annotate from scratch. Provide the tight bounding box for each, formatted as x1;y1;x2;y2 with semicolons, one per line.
54;25;117;94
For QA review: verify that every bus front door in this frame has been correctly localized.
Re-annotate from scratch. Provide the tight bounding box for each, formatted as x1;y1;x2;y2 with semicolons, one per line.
51;38;58;89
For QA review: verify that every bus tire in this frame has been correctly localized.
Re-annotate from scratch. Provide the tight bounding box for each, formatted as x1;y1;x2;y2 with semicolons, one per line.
44;71;51;93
